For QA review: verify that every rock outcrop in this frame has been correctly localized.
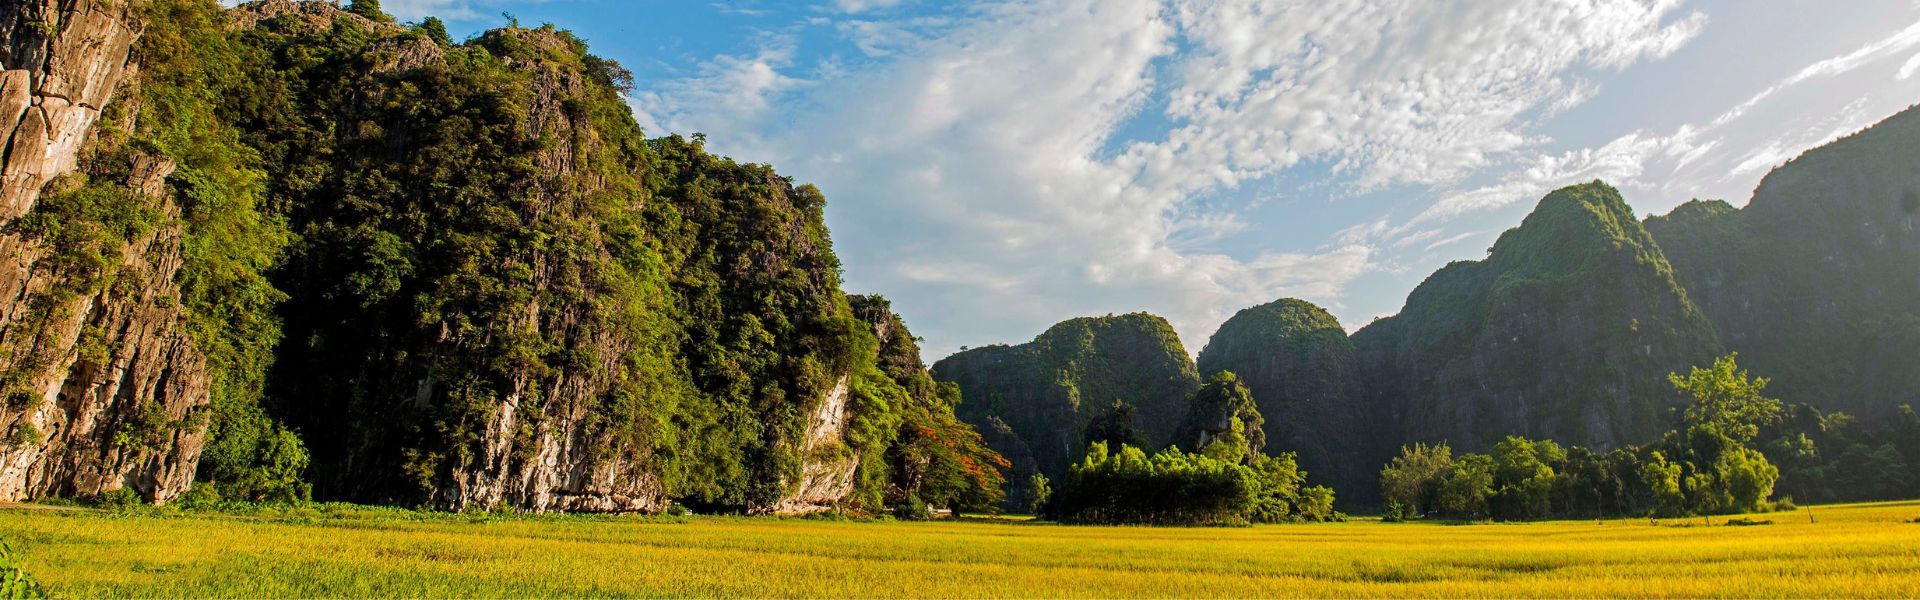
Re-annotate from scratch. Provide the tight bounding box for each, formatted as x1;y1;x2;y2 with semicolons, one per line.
767;376;859;515
1169;371;1265;462
225;2;894;513
0;0;141;214
0;0;216;503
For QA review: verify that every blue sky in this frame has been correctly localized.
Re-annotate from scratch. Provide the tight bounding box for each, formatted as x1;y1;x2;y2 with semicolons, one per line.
376;0;1920;359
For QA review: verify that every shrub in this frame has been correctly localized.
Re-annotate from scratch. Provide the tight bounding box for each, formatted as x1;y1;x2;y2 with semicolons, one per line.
1381;501;1409;523
1044;443;1254;526
892;494;933;521
90;488;142;511
0;544;46;600
1027;473;1051;516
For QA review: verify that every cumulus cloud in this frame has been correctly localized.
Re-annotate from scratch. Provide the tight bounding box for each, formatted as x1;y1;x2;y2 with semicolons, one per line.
631;40;804;148
632;0;1711;357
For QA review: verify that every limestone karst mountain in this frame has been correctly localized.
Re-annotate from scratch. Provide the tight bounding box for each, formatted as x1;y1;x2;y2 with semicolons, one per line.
0;0;1003;515
931;313;1199;508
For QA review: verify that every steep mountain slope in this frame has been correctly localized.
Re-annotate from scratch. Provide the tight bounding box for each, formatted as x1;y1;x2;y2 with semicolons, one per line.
0;0;1003;515
931;313;1198;507
1647;105;1920;417
1353;182;1723;458
0;0;280;503
1196;299;1369;495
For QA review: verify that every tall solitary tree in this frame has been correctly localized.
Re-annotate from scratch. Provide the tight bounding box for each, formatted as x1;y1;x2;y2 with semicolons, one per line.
1672;353;1782;443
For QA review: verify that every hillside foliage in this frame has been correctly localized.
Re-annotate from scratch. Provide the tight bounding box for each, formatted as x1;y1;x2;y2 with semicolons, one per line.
87;0;1005;516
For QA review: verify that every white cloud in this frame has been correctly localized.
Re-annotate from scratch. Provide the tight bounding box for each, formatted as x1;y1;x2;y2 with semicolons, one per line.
1900;51;1920;79
833;0;908;13
1713;18;1920;126
1131;0;1705;193
1382;13;1920;241
631;41;804;146
633;0;1710;357
1409;128;1702;226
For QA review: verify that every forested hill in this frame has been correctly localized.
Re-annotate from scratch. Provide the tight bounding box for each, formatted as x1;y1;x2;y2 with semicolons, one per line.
940;103;1920;510
1644;105;1920;419
1196;299;1372;502
930;313;1200;508
0;0;1003;516
1350;182;1724;465
1210;106;1920;507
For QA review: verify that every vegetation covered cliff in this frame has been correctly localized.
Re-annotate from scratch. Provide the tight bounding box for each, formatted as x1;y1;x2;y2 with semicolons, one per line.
1196;299;1370;498
1645;105;1920;420
931;312;1199;508
0;0;1003;516
1353;182;1724;458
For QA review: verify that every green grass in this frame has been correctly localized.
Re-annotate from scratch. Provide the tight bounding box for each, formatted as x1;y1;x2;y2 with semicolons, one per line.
2;501;1918;597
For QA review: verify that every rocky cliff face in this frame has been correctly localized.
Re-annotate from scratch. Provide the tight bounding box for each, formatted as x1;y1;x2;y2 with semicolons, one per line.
1353;182;1722;459
1197;299;1369;495
932;312;1198;505
0;0;141;213
768;375;858;515
1648;104;1920;418
0;0;217;503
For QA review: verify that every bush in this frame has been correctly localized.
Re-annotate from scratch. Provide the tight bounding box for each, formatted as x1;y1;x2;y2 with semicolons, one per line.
0;544;46;600
1043;442;1337;526
891;494;933;521
1381;501;1409;523
1043;443;1253;526
89;488;142;511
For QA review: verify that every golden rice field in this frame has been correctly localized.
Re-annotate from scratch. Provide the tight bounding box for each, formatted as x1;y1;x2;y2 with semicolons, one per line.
3;500;1919;598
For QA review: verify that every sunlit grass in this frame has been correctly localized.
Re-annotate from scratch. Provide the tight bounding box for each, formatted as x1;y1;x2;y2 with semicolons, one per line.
3;501;1917;597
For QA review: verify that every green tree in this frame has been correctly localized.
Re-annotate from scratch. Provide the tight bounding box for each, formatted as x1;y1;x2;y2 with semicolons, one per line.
1662;354;1785;515
1490;436;1563;520
348;0;393;22
1173;371;1265;462
1671;353;1782;444
1044;442;1263;526
1200;417;1251;464
416;17;452;46
1083;400;1149;452
1379;442;1452;516
1028;473;1052;515
1438;454;1495;519
1638;451;1685;518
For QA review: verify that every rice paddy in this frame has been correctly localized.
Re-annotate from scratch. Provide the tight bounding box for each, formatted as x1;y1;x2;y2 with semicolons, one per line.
2;501;1918;597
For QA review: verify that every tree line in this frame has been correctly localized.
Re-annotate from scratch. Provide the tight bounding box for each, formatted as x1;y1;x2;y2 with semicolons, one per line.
1379;354;1789;521
1035;373;1340;525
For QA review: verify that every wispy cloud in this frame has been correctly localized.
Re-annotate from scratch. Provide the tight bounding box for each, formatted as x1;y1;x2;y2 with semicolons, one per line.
632;0;1713;357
